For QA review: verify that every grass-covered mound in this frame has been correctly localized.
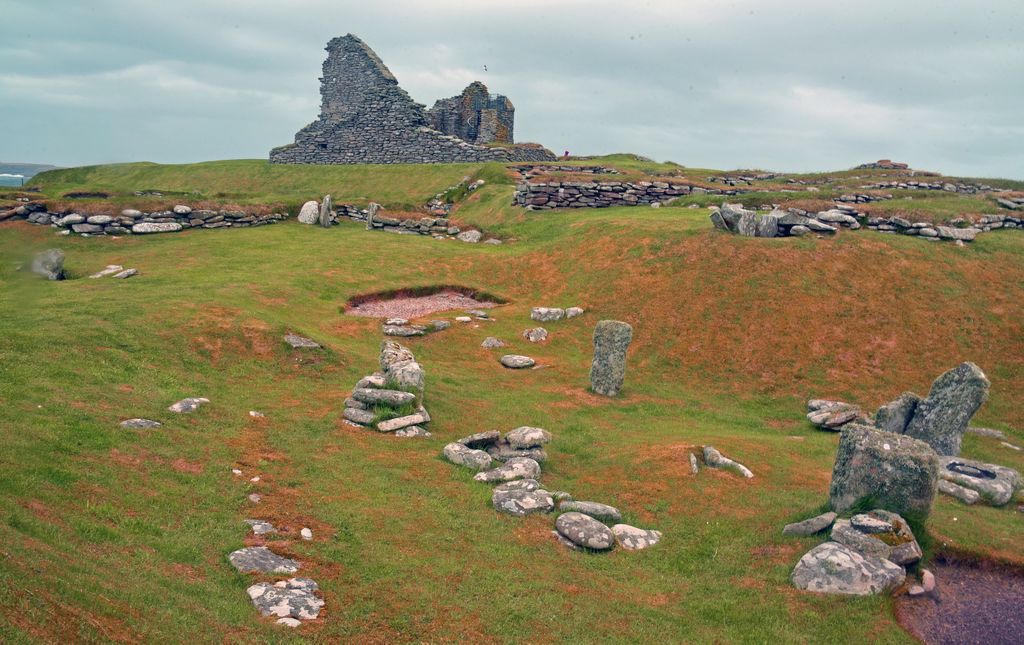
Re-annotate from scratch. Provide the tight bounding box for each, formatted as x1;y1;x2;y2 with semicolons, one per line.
0;158;1022;641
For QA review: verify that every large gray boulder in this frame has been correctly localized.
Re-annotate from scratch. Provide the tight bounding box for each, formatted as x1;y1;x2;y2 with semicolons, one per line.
589;320;633;396
506;426;551;449
473;457;541;483
555;512;615;550
31;248;65;280
443;442;493;471
791;542;905;595
904;362;990;456
874;392;920;435
560;501;622;524
828;424;939;517
755;210;781;238
296;200;319;226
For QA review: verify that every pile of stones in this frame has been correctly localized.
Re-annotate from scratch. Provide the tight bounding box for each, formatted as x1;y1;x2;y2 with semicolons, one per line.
381;317;452;338
441;427;661;552
490;306;586;371
510;164;620;180
342;341;431;437
12;202;286;236
834;193;891;204
996;196;1024;211
707;173;780;186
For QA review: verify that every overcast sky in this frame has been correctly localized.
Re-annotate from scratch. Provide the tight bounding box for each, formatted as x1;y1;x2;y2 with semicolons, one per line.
2;0;1022;177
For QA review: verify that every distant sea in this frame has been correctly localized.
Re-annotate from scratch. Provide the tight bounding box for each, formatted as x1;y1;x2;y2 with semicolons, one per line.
0;174;26;187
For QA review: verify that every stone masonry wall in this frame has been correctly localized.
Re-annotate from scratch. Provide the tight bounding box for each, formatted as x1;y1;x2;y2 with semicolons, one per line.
514;180;745;209
269;35;553;165
427;81;514;145
8;202;286;236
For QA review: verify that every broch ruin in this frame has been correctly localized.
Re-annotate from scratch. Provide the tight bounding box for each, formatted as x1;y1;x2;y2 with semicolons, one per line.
269;34;555;165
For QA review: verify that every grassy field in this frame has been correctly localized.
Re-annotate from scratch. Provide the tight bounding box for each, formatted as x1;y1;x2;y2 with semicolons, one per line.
1;159;1022;642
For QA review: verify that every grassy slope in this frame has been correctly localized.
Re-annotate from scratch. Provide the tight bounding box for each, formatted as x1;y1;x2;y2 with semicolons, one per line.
0;160;1022;642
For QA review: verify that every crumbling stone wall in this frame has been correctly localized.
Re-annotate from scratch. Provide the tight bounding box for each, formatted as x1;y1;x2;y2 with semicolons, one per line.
427;81;514;145
269;35;553;165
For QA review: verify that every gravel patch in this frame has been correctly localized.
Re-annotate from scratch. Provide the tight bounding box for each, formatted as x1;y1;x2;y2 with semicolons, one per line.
347;291;499;319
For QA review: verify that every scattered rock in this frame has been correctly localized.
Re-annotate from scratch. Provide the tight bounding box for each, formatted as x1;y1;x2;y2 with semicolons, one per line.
473;457;541;483
702;446;754;478
589;320;633;396
688;452;699;474
283;333;320;349
560;501;621;524
245;519;276;536
228;546;300;574
248;493;262;503
89;265;124;278
456;230;482;243
505;426;551;449
112;268;138;279
782;511;837;537
486;441;547;463
247;578;323;620
394;425;431;437
611;524;662;550
430;320;450;331
531;307;565;322
492;483;554;516
806;400;866;431
904;362;990;456
565;307;584;319
300;528;313;540
249;411;265;418
30;248;65;280
481;337;505;349
168;397;209;413
555;512;615;551
376;412;428;433
343;407;375;425
791;542;905;595
119;418;162;429
828;424;939;517
443;442;493;471
523;327;548;343
500;354;536;369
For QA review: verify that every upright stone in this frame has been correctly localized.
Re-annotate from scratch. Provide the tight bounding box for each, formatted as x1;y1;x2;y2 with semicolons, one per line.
904;362;989;456
589;320;633;396
874;392;920;435
366;202;380;230
828;424;939;517
319;194;333;228
297;200;319;224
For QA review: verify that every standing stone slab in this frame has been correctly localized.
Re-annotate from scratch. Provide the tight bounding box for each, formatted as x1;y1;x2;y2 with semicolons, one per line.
589;320;633;396
318;194;333;228
791;542;905;595
828;424;939;517
874;392;920;435
905;362;990;456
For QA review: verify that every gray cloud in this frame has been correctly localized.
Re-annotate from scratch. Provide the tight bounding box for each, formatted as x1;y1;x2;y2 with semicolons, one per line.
1;0;1021;177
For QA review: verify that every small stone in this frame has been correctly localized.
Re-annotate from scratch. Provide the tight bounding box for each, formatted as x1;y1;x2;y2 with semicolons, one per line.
89;264;124;278
283;333;320;349
457;229;483;243
112;268;138;279
505;426;551;449
531;307;565;322
782;512;837;537
168;397;209;413
689;452;699;474
430;320;450;331
250;476;260;483
248;493;262;503
611;524;662;550
921;569;935;592
301;527;313;540
394;425;431;437
232;468;243;475
523;327;548;343
249;410;265;418
245;519;276;536
703;446;754;478
565;307;584;319
277;618;302;628
481;337;505;349
455;316;472;323
850;514;894;534
555;512;615;551
172;205;192;215
500;355;536;369
119;418;162;429
443;442;493;471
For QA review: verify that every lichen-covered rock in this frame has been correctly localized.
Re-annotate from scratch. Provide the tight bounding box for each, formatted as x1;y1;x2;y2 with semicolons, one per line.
791;542;905;595
492;483;554;516
456;430;500;449
443;442;493;471
379;341;425;391
505;426;551;449
376;413;428;433
119;418;162;429
938;456;1019;506
168;397;209;413
937;479;980;504
831;510;921;566
247;578;323;620
343;407;375;425
555;512;615;550
351;388;416;407
500;354;535;369
473;457;541;483
874;392;920;435
283;333;320;349
905;362;990;456
531;307;565;322
31;248;66;280
228;546;300;574
485;440;548;463
589;320;633;396
828;424;939;517
782;512;837;537
297;201;319;224
132;222;182;234
560;501;622;524
481;337;505;349
244;519;276;536
565;307;584;319
611;524;662;550
806;400;865;431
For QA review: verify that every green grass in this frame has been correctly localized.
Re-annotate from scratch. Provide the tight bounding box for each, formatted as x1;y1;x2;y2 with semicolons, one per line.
1;158;1022;642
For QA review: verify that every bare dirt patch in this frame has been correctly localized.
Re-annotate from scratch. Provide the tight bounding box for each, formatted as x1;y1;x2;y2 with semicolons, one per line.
346;288;503;319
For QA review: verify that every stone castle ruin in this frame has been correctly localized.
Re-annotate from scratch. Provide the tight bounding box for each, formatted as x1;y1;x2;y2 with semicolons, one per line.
269;35;554;165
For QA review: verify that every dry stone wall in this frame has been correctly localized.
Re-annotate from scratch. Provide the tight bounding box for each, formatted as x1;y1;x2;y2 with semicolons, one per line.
10;202;286;236
514;180;743;209
269;35;554;165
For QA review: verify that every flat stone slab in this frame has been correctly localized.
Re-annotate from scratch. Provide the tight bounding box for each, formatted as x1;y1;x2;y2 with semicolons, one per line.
228;546;300;574
89;265;123;278
611;524;662;550
244;519;276;536
119;418;162;429
376;412;428;433
247;578;324;620
782;512;837;537
457;430;500;449
500;355;536;369
283;333;320;349
791;542;905;595
831;510;921;566
343;407;375;425
382;325;426;337
394;425;430;437
555;512;615;551
486;441;548;463
937;479;980;505
560;501;622;524
492;484;554;516
506;426;552;449
443;442;493;471
168;397;209;413
938;456;1019;506
473;457;541;483
352;388;416;407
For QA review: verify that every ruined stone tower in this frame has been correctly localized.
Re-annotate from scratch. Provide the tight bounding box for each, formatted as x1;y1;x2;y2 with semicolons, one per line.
269;35;553;165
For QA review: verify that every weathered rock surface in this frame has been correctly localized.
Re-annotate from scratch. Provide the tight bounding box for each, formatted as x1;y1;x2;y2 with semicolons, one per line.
828;424;939;516
555;512;615;551
560;501;622;524
505;426;551;449
351;388;416;407
119;418;162;429
456;229;482;243
806;400;866;431
90;265;123;278
937;479;981;504
481;337;505;349
523;327;548;343
394;425;430;437
531;307;565;322
228;546;300;574
456;430;500;449
379;341;425;391
500;354;535;369
247;578;323;620
791;542;905;595
589;320;633;396
782;512;837;537
297;201;319;224
611;524;662;550
168;397;209;413
905;362;990;456
703;446;754;478
244;519;276;536
485;441;548;463
492;482;554;516
376;413;428;433
283;333;320;349
132;222;183;234
938;456;1019;506
473;457;541;483
343;407;376;425
875;392;921;435
112;268;138;279
31;248;65;280
565;307;584;319
443;442;493;471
